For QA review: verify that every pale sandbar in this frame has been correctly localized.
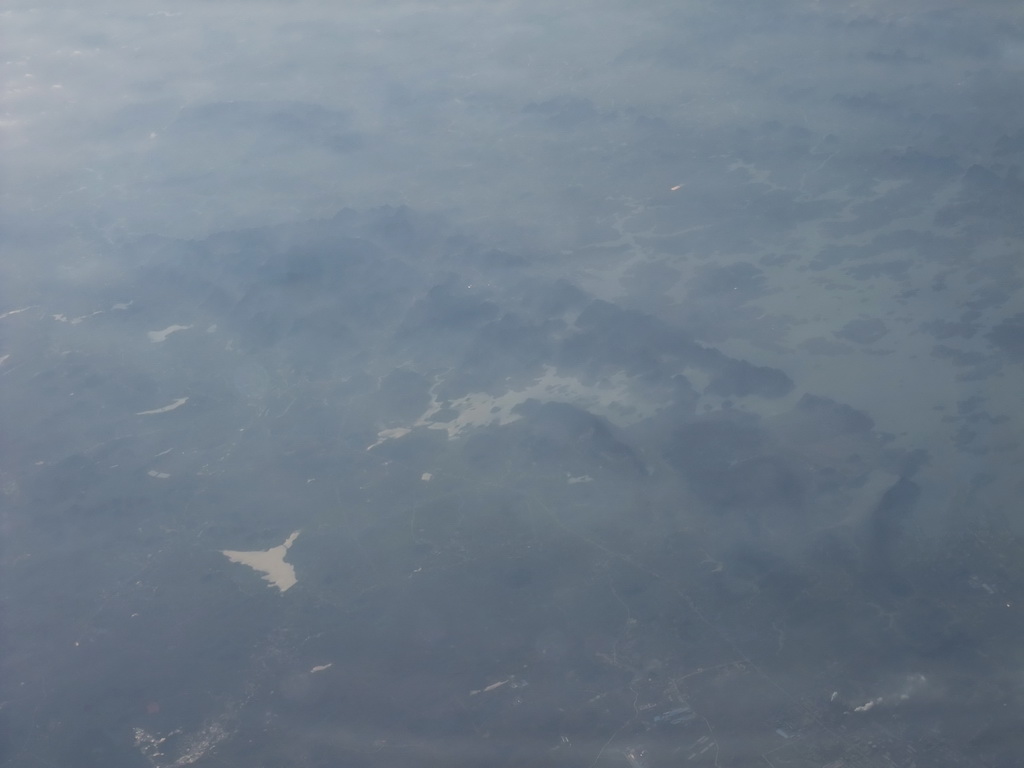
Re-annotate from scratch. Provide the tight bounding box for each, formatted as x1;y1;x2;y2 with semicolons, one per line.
222;531;301;592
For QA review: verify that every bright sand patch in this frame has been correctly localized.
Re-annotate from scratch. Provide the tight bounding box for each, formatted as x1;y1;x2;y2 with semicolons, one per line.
368;365;655;450
147;324;192;343
221;531;301;592
136;397;188;416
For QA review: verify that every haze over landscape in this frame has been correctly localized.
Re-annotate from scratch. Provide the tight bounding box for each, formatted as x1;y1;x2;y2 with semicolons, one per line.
3;2;1024;766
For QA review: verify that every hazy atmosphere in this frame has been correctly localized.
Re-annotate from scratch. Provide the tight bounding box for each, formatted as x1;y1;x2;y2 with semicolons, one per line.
3;2;1024;766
